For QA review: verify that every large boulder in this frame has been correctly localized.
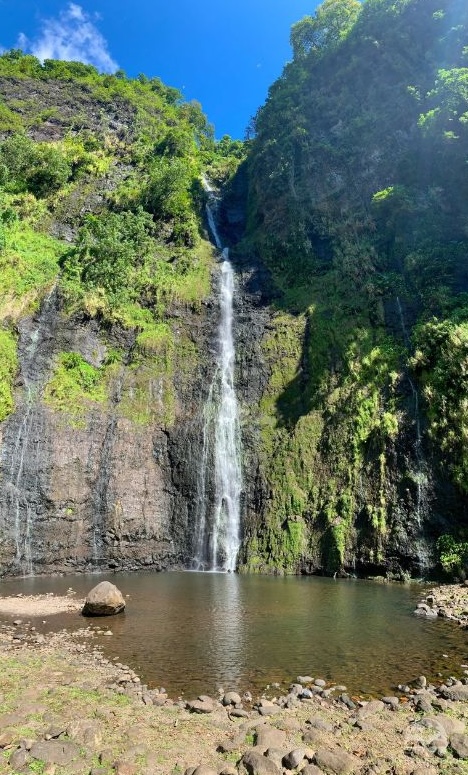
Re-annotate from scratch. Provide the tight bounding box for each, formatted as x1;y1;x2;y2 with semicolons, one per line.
82;581;126;616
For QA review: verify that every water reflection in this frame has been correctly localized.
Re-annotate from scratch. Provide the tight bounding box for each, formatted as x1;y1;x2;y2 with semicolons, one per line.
0;572;466;698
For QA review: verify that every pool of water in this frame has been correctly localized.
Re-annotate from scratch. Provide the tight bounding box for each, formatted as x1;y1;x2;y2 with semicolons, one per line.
0;571;466;699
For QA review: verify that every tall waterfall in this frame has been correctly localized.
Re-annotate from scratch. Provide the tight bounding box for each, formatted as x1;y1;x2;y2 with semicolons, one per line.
194;183;242;571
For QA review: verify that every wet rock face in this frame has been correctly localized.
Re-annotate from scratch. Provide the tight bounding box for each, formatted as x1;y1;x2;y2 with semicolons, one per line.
0;240;270;577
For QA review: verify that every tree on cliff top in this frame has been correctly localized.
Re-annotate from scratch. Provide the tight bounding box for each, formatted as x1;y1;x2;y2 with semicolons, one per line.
290;0;361;59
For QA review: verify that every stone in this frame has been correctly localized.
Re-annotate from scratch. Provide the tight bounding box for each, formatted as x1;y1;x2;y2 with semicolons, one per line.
66;718;102;747
241;749;281;775
283;749;306;769
450;733;468;759
306;716;334;733
223;691;242;706
314;679;327;688
439;684;468;702
9;747;30;769
258;705;280;717
0;711;24;728
410;768;438;775
298;676;314;684
339;694;356;710
29;740;80;765
314;748;360;775
229;708;250;718
381;696;399;709
264;748;284;767
192;767;218;775
301;767;325;775
355;700;384;718
82;582;126;616
187;699;214;714
290;684;304;695
423;715;465;737
303;729;325;746
0;730;16;747
114;762;137;775
255;726;287;752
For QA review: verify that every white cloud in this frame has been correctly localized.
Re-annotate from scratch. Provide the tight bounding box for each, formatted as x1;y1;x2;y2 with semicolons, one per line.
19;3;118;73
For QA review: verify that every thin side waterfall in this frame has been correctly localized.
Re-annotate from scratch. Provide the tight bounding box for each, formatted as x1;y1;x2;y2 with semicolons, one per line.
5;284;57;575
396;296;430;571
193;183;242;571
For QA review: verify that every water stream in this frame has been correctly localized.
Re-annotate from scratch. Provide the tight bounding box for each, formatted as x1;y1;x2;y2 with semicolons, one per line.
396;296;430;570
3;285;58;575
193;182;242;571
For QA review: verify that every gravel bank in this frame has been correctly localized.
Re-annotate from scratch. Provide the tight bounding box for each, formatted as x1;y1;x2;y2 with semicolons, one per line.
2;616;468;774
0;593;83;617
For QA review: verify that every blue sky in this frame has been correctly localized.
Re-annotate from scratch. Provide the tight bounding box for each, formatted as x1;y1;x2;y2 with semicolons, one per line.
0;0;319;139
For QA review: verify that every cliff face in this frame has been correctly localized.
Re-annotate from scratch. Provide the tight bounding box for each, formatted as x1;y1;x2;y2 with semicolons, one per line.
0;60;268;576
232;0;468;577
0;265;207;575
1;1;467;581
0;244;272;578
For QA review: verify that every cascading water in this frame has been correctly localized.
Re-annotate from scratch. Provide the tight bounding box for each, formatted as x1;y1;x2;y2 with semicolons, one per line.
3;284;58;575
193;182;242;571
396;296;430;571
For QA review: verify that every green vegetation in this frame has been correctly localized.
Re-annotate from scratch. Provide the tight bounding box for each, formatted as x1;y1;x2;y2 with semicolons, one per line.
43;352;107;422
412;317;468;492
437;534;468;576
0;329;18;421
0;217;63;319
0;49;244;427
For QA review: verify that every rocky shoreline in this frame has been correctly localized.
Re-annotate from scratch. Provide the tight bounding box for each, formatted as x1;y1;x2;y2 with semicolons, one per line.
1;595;468;775
415;582;468;627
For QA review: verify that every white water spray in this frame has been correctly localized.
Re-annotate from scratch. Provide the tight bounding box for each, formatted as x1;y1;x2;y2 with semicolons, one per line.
194;183;242;571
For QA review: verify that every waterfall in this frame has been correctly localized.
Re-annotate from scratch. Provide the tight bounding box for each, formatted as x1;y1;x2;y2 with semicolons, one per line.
4;284;57;575
193;182;242;571
396;296;430;571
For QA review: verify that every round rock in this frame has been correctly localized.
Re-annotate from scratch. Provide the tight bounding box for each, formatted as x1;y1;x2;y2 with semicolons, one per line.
82;582;126;617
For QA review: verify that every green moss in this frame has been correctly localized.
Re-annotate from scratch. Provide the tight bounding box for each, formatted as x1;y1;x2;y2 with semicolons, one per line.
0;99;23;131
412;317;468;493
0;329;18;421
0;219;63;319
43;351;107;422
245;276;402;574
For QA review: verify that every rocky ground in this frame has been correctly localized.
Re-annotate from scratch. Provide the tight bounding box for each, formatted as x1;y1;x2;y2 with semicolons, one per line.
415;582;468;626
2;605;468;775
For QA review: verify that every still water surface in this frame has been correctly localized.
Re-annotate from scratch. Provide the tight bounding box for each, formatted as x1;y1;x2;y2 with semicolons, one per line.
0;571;466;698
